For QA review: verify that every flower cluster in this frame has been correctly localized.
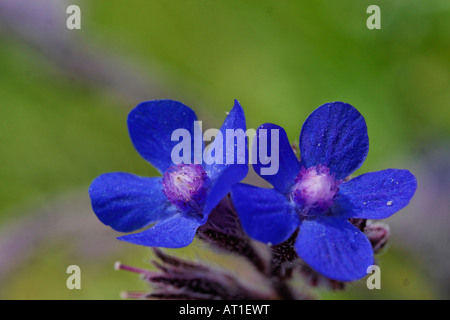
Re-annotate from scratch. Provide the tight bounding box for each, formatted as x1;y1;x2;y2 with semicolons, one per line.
89;99;417;298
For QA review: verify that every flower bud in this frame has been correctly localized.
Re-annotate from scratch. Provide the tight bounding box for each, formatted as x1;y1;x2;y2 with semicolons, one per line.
364;220;390;253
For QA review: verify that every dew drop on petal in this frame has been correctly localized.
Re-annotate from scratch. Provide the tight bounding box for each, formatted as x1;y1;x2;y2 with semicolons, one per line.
387;201;393;206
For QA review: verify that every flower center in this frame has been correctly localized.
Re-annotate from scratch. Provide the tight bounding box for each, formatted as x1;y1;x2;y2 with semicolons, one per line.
291;165;340;215
162;164;209;213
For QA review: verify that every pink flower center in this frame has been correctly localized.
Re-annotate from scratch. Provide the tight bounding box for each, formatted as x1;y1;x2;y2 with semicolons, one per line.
291;165;340;215
162;164;209;213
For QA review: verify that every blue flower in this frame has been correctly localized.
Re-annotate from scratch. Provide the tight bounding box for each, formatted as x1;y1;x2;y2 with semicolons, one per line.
89;99;248;248
231;102;417;281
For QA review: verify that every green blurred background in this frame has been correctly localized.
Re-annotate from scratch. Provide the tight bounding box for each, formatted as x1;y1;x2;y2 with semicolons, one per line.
0;0;449;299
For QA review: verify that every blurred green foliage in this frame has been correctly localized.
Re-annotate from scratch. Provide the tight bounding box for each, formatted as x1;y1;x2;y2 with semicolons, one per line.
0;41;152;221
0;0;448;299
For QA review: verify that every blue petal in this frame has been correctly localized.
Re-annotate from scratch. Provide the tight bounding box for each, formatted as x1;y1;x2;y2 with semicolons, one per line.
252;123;300;194
117;214;201;248
334;169;417;220
296;217;374;281
202;164;248;221
89;173;177;233
203;100;248;182
231;183;299;245
128;100;201;174
299;102;369;180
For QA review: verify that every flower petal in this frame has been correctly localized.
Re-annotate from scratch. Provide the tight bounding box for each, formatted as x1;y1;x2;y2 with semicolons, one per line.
89;173;177;233
202;164;248;221
203;100;248;182
299;102;369;180
128;100;201;174
231;183;299;245
252;123;300;194
296;217;374;281
334;169;417;220
117;214;201;248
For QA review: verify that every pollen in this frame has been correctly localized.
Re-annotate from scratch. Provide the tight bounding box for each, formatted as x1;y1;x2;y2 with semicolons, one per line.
291;165;340;214
162;164;209;213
